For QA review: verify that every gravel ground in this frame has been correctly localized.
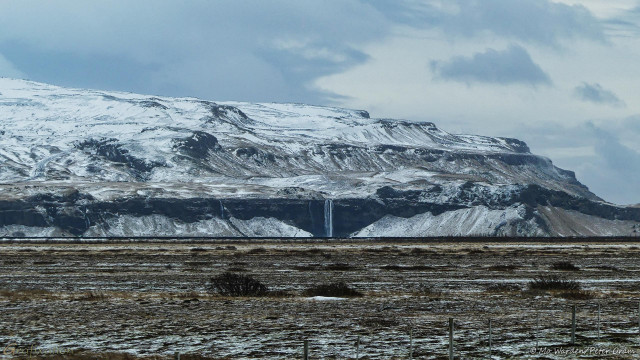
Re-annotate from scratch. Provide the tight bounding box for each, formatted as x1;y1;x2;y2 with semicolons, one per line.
1;240;639;359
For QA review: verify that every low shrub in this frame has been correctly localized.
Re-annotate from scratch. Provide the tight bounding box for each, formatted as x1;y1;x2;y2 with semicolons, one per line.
303;282;363;297
74;291;108;301
359;316;400;328
551;261;580;271
593;265;621;272
226;267;247;272
185;261;209;267
467;249;485;254
485;283;521;292
291;264;320;271
246;247;268;254
325;263;356;271
381;264;434;271
288;248;323;256
268;289;294;298
410;247;430;255
488;264;518;271
528;276;581;291
559;290;594;300
414;284;443;297
209;272;268;296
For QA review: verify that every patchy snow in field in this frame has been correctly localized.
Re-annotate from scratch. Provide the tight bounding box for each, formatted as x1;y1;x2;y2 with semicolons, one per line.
2;241;640;359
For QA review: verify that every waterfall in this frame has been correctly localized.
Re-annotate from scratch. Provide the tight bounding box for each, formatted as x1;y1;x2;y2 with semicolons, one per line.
308;201;315;234
219;200;224;219
324;199;333;237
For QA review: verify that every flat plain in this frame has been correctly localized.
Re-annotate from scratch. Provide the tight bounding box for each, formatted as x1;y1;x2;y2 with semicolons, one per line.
1;239;639;359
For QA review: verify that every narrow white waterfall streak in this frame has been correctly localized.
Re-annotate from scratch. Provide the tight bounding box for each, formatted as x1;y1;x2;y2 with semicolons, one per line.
324;199;333;237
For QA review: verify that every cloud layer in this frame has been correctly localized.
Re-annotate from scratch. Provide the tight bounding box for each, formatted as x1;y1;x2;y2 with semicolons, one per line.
369;0;605;45
430;45;552;85
0;0;389;103
574;82;624;106
0;53;24;78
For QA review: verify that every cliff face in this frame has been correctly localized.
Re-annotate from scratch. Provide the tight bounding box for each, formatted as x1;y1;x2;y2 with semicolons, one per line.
1;183;638;237
0;78;636;237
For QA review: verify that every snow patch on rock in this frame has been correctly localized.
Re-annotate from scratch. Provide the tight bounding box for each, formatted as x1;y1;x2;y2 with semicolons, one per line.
353;205;545;237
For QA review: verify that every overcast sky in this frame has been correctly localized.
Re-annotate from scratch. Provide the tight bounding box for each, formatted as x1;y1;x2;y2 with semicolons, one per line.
1;0;639;204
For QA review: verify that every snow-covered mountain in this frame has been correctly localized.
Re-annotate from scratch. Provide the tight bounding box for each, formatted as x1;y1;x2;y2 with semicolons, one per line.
0;78;638;237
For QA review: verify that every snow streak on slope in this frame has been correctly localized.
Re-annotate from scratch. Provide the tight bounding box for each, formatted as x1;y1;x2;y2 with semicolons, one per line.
82;215;311;238
353;205;545;237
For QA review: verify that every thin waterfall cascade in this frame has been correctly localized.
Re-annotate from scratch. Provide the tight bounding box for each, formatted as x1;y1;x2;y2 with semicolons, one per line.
219;200;224;219
308;201;315;233
324;199;333;237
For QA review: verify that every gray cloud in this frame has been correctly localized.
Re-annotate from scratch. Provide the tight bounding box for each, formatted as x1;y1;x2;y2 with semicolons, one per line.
586;123;640;204
574;83;624;106
0;52;24;78
622;115;640;133
604;5;640;37
430;45;551;86
521;121;640;205
587;124;639;172
0;0;609;104
0;1;389;103
369;0;605;46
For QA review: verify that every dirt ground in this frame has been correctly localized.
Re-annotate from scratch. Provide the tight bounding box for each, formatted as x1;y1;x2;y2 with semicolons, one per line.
1;240;639;359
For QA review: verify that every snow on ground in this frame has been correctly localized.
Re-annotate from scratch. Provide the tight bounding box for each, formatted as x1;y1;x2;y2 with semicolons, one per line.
354;205;543;237
2;242;640;359
0;77;533;186
82;215;312;237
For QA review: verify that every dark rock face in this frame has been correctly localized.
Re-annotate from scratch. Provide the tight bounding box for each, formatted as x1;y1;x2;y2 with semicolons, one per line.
500;138;530;153
356;110;370;119
234;147;276;163
0;195;458;237
200;102;250;125
374;145;409;153
137;99;169;110
2;184;637;237
209;104;249;121
276;187;323;199
0;190;93;235
75;138;162;180
173;131;222;158
333;199;463;236
515;185;640;221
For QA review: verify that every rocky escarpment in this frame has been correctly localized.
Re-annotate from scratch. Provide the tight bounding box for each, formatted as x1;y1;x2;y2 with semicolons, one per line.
0;78;636;237
1;184;638;237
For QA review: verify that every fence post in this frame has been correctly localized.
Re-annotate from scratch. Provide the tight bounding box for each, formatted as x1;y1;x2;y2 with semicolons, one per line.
597;303;600;341
637;301;640;335
488;318;492;359
535;311;540;348
304;340;309;360
409;327;414;359
356;335;360;360
174;352;180;360
449;318;454;360
571;305;576;345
